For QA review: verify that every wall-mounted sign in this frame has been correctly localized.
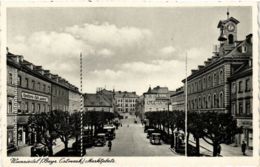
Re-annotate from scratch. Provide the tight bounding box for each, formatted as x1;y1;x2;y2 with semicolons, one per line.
22;92;48;102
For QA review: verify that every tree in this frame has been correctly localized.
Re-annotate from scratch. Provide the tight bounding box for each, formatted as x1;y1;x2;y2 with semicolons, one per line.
50;110;74;153
187;112;204;156
200;112;238;156
28;112;58;156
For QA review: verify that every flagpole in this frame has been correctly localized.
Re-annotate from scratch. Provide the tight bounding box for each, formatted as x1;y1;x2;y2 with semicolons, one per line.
80;53;83;156
185;52;188;157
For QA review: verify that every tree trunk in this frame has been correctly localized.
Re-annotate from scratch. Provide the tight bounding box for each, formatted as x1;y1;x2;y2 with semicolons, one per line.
213;143;218;157
195;137;200;156
64;140;68;153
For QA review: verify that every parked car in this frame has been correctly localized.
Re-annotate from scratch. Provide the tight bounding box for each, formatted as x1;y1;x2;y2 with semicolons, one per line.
144;126;154;133
103;125;116;140
146;128;155;138
31;143;49;157
94;133;106;146
150;133;161;145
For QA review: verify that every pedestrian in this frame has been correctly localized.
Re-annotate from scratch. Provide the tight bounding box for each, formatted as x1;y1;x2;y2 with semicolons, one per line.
108;140;112;151
241;141;247;155
217;144;221;156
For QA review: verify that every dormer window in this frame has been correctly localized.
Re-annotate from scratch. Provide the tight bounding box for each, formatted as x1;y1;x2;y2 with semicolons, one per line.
241;45;247;53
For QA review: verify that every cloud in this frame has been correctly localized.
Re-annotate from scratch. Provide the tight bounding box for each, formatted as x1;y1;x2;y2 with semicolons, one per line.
97;48;114;58
159;46;176;56
65;22;152;48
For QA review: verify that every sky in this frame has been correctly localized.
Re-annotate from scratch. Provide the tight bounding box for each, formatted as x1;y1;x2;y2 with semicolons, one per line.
7;7;252;95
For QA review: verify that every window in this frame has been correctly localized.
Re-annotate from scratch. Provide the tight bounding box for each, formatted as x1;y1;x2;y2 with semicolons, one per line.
38;104;41;113
203;96;206;109
31;103;35;113
25;102;29;113
228;34;234;44
213;94;218;108
25;78;29;88
232;82;236;93
245;79;250;92
241;45;247;53
238;81;243;93
8;99;12;113
208;75;211;88
8;73;13;84
47;86;51;93
198;97;201;109
17;101;21;113
43;104;46;112
207;95;211;108
32;80;35;90
232;102;236;115
238;101;243;115
18;75;22;86
38;82;41;90
219;70;223;84
245;100;251;115
219;92;223;108
199;80;202;91
43;84;46;92
203;77;206;89
213;73;217;87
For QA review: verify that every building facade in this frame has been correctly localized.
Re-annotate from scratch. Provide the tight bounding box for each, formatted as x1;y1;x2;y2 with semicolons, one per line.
170;86;185;111
7;52;80;150
143;86;170;112
114;91;138;113
84;93;113;112
230;65;252;149
183;15;252;115
7;59;18;151
68;85;81;113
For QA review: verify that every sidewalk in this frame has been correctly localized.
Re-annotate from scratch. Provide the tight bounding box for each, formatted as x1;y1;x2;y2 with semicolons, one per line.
8;138;75;157
189;135;253;157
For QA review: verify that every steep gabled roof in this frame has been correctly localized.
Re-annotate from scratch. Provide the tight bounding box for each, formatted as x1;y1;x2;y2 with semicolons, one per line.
217;17;240;28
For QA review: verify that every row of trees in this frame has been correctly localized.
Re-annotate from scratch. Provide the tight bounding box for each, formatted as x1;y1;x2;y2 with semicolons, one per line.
144;111;240;156
28;110;115;156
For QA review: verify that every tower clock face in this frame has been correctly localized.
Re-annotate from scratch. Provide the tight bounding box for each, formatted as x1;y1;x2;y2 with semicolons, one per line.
227;24;235;32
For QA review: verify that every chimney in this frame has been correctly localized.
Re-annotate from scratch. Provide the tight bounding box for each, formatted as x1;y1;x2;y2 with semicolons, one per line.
191;69;198;74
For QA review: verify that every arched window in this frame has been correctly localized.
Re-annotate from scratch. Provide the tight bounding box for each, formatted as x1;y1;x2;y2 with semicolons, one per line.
8;100;12;113
203;96;206;109
208;95;211;108
213;94;218;108
219;92;223;108
198;97;201;109
203;77;206;90
228;34;234;44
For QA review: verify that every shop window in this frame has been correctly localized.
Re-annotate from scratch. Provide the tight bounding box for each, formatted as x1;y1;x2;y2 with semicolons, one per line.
213;94;218;108
25;102;29;113
38;104;41;113
17;102;21;113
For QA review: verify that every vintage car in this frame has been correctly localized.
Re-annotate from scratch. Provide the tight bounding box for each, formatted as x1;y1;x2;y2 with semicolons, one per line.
103;125;116;140
146;128;155;138
150;133;161;145
31;143;49;157
94;133;106;146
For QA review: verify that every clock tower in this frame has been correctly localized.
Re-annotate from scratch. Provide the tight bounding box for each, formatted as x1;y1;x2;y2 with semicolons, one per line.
217;10;240;55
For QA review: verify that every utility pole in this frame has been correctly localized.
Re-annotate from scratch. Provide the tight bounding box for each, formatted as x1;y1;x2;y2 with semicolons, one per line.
80;53;84;156
185;52;188;157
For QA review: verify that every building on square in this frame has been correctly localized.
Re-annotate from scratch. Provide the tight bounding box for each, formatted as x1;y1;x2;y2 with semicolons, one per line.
170;86;185;112
183;14;252;114
68;85;81;113
143;86;170;113
84;93;113;112
229;61;252;149
114;91;138;114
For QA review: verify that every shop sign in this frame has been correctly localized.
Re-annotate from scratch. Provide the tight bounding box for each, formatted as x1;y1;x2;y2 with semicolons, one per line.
237;119;252;128
22;92;48;102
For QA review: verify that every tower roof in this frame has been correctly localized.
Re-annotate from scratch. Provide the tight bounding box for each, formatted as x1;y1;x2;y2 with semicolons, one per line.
217;17;240;28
